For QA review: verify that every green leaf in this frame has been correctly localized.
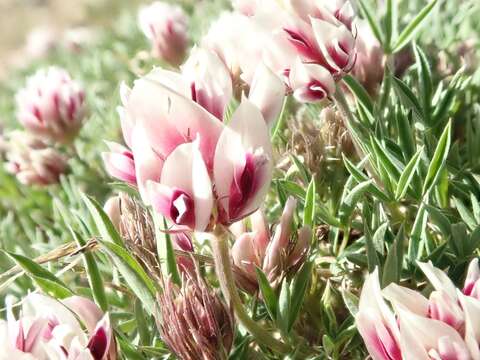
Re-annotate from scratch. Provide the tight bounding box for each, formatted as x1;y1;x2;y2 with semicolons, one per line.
341;289;359;316
370;137;403;181
382;226;405;287
392;77;423;121
343;75;374;113
453;197;477;231
384;0;397;50
393;0;438;52
100;241;157;315
426;205;452;238
163;218;181;286
303;178;316;227
5;252;73;299
81;194;123;246
271;96;288;141
277;278;291;335
135;299;151;346
423;121;452;195
471;194;480;224
339;180;374;223
395;148;423;200
255;267;278;322
413;44;433;121
288;261;313;331
396;110;416;160
364;225;381;272
343;156;391;202
357;0;384;46
290;154;310;184
71;228;108;311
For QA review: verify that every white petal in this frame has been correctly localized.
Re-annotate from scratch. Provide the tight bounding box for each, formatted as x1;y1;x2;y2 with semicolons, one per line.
248;63;285;127
383;283;429;316
417;261;457;299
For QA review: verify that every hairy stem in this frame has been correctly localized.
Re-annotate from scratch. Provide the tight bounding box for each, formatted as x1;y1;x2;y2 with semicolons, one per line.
211;225;292;355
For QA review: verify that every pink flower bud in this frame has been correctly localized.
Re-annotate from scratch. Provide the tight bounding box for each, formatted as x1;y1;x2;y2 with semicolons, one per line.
138;1;189;66
428;291;465;333
4;131;68;186
203;12;252;80
16;67;86;143
232;0;260;16
231;197;310;290
181;47;233;120
104;196;122;231
248;63;286;127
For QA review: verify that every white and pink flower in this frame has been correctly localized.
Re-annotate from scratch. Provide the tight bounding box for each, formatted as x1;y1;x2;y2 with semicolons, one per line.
103;50;284;230
0;294;115;360
357;259;480;360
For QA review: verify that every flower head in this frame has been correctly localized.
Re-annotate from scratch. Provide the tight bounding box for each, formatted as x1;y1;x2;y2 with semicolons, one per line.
4;131;68;186
138;1;189;65
16;67;86;143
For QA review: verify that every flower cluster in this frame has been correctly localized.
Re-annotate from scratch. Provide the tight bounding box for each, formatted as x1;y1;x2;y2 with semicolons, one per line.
357;259;480;360
3;66;87;186
103;47;285;231
1;294;115;360
204;0;358;103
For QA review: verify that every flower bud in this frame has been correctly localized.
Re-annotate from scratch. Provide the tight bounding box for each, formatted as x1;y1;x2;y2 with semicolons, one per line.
138;1;189;66
104;195;122;231
4;131;68;186
16;67;86;143
231;197;310;290
157;270;234;360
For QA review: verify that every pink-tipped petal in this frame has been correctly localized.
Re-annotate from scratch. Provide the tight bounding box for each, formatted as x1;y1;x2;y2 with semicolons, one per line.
159;141;213;231
63;296;104;334
382;283;429;317
214;98;273;223
289;57;335;103
130;125;164;204
417;261;458;299
182;47;233;120
127;72;224;170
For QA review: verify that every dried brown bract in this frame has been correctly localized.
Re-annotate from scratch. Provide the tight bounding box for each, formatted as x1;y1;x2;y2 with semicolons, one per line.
157;270;234;360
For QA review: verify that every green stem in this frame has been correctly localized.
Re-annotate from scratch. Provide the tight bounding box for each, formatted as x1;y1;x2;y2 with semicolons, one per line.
211;226;292;355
